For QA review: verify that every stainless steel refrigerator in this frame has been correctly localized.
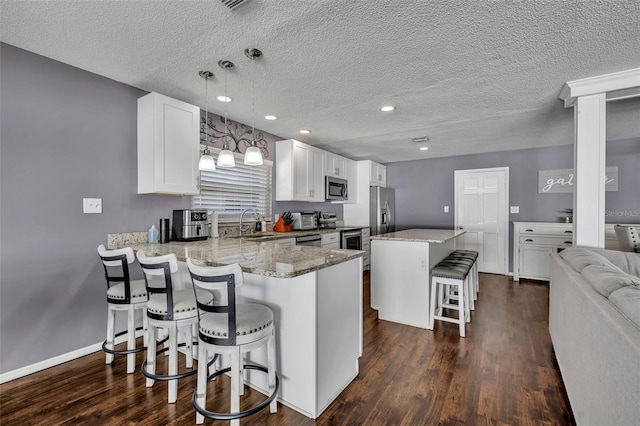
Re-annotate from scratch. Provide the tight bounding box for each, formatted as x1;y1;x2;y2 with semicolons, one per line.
369;186;395;235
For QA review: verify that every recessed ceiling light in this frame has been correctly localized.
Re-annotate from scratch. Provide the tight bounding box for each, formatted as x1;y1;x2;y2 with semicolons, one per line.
265;115;278;120
380;105;395;112
217;95;232;103
299;129;311;134
420;147;429;151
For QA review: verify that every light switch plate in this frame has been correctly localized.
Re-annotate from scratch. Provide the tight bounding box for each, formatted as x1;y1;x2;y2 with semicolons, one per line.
83;198;102;214
510;206;520;214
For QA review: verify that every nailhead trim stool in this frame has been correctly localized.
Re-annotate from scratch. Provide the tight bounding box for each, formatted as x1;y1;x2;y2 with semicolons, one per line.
428;253;476;337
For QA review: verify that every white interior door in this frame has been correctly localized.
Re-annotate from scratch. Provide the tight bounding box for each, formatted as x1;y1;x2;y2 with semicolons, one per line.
454;167;509;275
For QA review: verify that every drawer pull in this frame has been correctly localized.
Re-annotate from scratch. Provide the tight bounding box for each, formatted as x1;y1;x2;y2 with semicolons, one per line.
525;239;534;242
564;241;572;244
525;229;534;232
564;230;573;234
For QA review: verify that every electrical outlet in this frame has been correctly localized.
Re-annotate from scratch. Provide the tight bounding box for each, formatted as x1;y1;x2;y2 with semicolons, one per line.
418;257;427;271
444;205;449;213
510;206;520;214
83;198;102;214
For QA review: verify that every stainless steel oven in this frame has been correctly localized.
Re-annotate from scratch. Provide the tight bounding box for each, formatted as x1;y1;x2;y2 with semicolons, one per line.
341;229;362;250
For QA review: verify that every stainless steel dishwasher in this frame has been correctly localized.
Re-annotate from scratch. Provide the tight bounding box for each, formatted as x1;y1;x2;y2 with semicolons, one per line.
295;234;322;247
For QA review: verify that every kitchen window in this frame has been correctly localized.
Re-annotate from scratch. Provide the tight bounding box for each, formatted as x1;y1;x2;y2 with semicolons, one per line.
192;149;272;223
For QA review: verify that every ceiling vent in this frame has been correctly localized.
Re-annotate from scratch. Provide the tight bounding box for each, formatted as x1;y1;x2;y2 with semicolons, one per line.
411;136;430;143
221;0;250;9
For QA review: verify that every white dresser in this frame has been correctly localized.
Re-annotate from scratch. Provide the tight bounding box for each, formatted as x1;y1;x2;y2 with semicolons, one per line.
513;221;630;281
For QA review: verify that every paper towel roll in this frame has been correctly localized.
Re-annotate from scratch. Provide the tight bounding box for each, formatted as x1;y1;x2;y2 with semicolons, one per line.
210;211;219;238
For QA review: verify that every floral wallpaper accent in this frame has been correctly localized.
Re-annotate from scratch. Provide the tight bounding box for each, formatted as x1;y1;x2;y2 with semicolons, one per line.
201;113;271;159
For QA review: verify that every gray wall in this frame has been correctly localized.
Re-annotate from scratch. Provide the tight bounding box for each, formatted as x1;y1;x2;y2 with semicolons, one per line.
386;139;640;271
0;43;194;373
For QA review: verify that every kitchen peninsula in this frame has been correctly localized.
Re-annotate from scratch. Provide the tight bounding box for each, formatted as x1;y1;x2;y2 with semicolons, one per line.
370;228;465;329
108;235;363;419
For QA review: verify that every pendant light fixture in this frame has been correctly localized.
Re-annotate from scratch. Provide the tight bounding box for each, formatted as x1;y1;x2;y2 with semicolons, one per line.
217;60;236;168
244;48;263;166
198;70;216;171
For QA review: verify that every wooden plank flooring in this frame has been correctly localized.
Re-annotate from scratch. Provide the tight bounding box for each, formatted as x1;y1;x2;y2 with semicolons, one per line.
0;273;575;425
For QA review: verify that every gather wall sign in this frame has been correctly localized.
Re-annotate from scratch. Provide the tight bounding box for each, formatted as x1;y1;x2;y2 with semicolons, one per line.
538;167;619;193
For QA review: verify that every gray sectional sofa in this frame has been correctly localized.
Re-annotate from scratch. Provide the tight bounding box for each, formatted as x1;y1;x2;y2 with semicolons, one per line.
549;247;640;426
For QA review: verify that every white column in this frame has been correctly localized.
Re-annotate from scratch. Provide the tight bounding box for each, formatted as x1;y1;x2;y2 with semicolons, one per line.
572;93;606;248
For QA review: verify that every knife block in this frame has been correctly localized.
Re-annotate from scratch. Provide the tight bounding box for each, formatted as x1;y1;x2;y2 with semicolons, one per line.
273;217;291;232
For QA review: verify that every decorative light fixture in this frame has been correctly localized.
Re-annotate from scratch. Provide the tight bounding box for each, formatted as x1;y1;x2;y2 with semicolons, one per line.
380;105;395;112
244;48;264;166
198;70;216;171
217;60;236;168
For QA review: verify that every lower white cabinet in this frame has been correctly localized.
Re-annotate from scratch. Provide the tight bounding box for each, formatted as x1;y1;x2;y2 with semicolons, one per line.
513;222;573;281
273;237;296;246
321;232;340;249
361;228;371;270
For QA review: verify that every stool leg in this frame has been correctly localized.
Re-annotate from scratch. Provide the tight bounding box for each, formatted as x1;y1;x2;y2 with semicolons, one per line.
127;305;136;373
268;329;278;413
146;323;156;387
105;306;115;365
168;322;178;403
459;283;466;337
231;346;241;426
185;325;193;369
142;310;149;347
195;343;206;425
428;276;438;330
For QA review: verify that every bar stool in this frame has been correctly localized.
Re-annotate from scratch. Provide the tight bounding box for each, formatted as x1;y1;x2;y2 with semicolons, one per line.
428;258;473;337
447;250;479;304
97;244;148;373
137;250;214;403
187;258;279;426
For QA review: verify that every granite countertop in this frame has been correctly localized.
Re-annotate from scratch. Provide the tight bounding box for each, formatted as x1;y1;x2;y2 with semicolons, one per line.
107;234;364;279
371;228;465;243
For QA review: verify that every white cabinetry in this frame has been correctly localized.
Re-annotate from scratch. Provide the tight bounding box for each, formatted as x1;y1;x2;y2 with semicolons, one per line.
361;227;371;271
137;92;200;195
513;222;574;281
276;139;324;202
368;160;386;187
324;152;347;179
321;232;340;249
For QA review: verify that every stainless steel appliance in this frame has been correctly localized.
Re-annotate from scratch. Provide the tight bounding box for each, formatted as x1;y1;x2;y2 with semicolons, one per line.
341;228;362;250
325;176;348;201
296;234;322;247
291;212;318;230
318;212;337;229
370;186;395;235
172;209;209;241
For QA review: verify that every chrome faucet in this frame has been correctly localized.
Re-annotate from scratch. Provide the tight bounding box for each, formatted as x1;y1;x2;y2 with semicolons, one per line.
239;208;259;236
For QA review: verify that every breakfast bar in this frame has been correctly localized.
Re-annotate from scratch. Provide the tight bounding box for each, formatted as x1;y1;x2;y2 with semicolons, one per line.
370;228;465;329
108;235;364;419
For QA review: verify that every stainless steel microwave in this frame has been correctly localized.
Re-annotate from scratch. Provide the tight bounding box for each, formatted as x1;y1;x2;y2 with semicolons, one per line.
325;176;348;201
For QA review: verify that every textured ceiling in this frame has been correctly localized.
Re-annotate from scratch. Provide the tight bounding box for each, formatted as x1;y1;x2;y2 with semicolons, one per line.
1;0;639;163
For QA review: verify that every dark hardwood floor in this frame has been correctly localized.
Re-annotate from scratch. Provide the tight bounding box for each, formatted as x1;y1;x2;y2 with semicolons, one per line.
0;273;575;425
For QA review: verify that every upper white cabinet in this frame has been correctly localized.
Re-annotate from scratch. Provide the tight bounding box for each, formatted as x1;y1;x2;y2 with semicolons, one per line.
367;160;387;187
276;139;325;202
324;152;347;179
137;92;200;195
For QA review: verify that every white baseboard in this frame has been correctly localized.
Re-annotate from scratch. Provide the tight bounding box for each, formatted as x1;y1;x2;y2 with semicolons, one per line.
0;330;145;384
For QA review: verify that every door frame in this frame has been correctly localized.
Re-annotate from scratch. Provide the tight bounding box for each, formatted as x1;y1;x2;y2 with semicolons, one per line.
454;166;510;275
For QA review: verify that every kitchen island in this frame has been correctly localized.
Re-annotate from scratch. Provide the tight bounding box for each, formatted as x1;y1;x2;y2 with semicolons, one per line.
370;228;465;329
108;235;363;419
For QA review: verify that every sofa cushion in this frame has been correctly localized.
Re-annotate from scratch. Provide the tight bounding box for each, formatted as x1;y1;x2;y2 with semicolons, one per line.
559;247;615;272
582;264;640;298
589;248;640;278
608;286;640;330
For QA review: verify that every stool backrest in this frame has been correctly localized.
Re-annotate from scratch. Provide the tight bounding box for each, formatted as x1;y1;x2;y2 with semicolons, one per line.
614;225;640;253
187;258;243;346
97;244;136;304
137;250;180;320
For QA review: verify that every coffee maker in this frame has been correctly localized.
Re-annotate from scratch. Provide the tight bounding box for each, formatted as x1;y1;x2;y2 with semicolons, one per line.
172;209;209;241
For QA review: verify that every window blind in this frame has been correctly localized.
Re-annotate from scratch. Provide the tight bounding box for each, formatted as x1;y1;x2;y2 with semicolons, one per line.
192;149;273;223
